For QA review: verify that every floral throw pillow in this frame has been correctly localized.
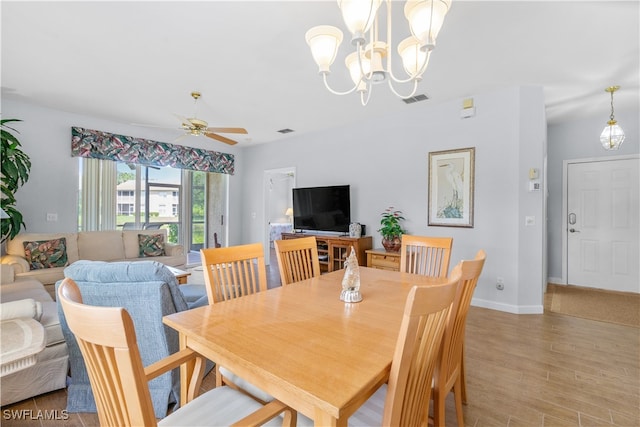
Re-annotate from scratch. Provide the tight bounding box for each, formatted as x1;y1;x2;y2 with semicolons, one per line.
23;238;69;270
138;234;165;257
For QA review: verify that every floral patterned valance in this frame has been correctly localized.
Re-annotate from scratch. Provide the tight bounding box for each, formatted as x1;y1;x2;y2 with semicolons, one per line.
71;127;234;175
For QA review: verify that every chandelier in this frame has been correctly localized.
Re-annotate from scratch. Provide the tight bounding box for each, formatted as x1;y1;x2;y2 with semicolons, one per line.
600;85;625;150
305;0;452;106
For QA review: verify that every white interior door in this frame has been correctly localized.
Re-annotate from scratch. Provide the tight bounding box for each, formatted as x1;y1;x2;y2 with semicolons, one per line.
567;157;639;293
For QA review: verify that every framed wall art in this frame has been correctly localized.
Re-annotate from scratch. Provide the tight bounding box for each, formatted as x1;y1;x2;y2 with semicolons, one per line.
428;147;475;227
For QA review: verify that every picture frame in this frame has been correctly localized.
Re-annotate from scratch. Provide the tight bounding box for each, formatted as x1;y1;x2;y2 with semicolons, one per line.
428;147;475;227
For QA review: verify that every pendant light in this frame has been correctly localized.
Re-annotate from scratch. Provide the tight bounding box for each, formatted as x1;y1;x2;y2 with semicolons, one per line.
600;85;625;150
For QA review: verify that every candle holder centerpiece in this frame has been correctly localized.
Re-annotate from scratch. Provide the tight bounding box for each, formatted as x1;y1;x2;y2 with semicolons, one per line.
340;248;362;303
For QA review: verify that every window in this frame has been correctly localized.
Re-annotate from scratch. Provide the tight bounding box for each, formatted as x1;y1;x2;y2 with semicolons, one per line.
79;158;228;266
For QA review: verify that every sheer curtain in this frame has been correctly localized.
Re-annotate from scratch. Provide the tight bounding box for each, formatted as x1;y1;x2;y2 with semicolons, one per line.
80;158;116;231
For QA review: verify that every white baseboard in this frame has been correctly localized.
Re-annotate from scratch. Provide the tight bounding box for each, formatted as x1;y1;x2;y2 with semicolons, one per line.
547;276;564;285
471;298;544;315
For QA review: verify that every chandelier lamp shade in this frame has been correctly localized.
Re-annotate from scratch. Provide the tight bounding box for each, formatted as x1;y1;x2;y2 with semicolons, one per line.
600;85;625;150
305;0;452;106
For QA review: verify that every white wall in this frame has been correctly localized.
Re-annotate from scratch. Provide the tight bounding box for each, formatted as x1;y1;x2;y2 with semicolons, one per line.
240;86;547;313
546;109;640;283
5;86;554;313
1;98;245;243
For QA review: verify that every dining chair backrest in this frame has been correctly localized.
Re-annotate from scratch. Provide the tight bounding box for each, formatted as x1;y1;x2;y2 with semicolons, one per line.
274;237;321;285
58;278;159;426
200;243;268;304
382;269;460;426
58;277;297;427
399;235;453;278
432;249;486;427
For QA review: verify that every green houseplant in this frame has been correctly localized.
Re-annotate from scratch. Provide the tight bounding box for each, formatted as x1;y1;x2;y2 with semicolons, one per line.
378;207;406;252
1;119;31;243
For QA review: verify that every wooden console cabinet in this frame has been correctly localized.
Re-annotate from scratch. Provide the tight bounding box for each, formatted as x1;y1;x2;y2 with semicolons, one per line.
365;248;401;271
281;232;372;273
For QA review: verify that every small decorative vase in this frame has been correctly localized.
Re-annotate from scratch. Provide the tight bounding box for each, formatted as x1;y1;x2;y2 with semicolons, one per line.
382;236;401;252
349;222;362;238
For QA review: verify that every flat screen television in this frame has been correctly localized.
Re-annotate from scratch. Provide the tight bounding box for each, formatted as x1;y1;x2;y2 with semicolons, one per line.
292;185;351;233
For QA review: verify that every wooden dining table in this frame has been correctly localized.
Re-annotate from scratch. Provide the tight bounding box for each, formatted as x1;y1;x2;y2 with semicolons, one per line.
163;266;448;426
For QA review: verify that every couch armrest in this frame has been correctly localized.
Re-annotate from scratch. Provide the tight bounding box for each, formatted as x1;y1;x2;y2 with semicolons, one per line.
1;264;16;284
164;243;184;257
1;255;31;275
0;298;43;322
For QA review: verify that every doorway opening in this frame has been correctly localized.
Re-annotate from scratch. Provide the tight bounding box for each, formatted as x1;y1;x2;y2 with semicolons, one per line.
263;167;296;265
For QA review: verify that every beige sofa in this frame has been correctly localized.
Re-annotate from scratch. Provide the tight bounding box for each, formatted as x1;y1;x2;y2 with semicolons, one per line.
1;229;186;295
0;265;69;406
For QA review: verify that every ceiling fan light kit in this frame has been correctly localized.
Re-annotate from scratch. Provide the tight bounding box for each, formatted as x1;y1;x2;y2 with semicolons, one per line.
600;85;625;151
305;0;451;106
171;91;247;145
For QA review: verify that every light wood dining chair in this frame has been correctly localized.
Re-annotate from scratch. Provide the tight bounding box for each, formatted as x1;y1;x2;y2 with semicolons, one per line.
297;269;461;427
399;235;454;278
57;278;296;427
431;250;486;427
200;243;268;304
200;243;274;403
274;237;321;285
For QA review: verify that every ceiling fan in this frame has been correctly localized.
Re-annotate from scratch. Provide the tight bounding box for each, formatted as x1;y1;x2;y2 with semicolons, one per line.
173;91;247;145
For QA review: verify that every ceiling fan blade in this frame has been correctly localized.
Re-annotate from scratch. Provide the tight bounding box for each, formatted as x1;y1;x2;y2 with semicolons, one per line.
205;132;238;145
130;122;178;131
173;113;192;126
206;127;248;134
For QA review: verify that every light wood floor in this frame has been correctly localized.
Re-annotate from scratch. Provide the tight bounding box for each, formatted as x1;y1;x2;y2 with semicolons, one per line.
3;264;638;426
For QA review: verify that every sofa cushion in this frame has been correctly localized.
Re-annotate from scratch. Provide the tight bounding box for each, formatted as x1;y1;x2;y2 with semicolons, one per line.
1;279;53;304
15;267;66;286
23;238;69;270
77;231;126;261
138;233;165;257
6;233;79;265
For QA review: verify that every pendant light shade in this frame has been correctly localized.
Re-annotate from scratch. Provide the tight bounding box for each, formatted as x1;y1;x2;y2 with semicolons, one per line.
305;25;344;73
338;0;382;42
405;0;452;49
345;51;370;90
600;122;625;150
398;36;429;77
600;86;625;151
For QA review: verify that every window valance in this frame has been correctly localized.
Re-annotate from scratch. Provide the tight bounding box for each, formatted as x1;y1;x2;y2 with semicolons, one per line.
71;127;234;175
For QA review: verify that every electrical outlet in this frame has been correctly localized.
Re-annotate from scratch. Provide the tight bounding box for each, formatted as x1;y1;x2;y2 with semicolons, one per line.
496;277;504;291
46;213;58;222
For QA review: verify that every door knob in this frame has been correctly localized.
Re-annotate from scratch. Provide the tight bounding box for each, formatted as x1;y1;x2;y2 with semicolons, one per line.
569;228;580;233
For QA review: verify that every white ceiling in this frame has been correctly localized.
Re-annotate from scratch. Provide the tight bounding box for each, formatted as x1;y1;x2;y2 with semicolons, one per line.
2;1;638;147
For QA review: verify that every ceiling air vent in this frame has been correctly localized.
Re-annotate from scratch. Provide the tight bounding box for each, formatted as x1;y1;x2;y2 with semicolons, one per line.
277;128;295;134
402;94;429;104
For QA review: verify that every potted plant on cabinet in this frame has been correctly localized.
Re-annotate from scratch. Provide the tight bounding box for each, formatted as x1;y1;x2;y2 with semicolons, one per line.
378;207;406;252
1;119;31;243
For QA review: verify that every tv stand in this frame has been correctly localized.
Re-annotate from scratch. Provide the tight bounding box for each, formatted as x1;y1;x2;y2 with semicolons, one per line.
282;232;372;273
293;230;347;237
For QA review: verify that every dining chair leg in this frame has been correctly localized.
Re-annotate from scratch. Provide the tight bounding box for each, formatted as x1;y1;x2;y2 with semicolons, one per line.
460;345;467;404
453;375;465;427
433;389;446;427
215;365;224;388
